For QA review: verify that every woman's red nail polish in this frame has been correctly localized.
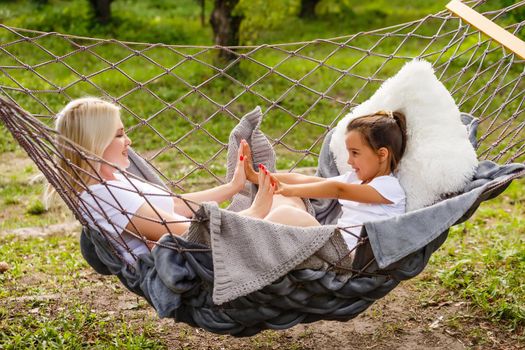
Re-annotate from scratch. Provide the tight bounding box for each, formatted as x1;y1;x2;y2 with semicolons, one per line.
258;164;262;169
240;155;244;161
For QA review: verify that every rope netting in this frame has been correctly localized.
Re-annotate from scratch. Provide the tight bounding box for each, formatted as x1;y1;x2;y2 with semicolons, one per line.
0;0;524;265
1;96;375;276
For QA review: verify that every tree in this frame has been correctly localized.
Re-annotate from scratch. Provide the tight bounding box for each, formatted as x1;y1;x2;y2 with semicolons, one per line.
210;0;243;61
235;0;298;45
299;0;321;18
89;0;113;24
197;0;206;26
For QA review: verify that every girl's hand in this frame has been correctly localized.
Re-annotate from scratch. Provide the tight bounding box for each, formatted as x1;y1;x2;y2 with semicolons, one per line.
230;145;247;192
273;180;293;197
241;140;259;184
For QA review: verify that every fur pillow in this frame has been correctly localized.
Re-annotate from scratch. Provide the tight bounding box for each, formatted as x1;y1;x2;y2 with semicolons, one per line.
329;59;478;211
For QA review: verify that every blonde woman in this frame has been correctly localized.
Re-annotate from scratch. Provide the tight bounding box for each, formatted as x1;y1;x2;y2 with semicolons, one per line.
53;97;285;263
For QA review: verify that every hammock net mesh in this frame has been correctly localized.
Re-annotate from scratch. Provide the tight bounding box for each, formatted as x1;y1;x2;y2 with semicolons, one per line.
1;1;523;189
0;0;524;335
0;0;522;241
0;0;523;259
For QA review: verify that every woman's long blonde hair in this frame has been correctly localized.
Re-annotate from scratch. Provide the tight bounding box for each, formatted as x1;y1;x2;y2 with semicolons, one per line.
46;97;121;204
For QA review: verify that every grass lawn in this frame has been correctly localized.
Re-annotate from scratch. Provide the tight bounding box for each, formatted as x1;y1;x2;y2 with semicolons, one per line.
0;0;524;347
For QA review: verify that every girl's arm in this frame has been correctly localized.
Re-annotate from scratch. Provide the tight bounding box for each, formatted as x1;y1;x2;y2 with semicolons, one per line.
268;171;326;185
275;180;392;204
173;146;247;217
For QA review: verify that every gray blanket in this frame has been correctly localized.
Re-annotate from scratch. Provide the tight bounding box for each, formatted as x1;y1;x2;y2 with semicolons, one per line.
184;203;349;305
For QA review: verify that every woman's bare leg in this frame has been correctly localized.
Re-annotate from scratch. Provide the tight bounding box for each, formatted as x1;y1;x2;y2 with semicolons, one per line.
241;140;308;213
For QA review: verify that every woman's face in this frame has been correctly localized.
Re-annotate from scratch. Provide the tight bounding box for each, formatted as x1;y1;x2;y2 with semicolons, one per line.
101;118;132;171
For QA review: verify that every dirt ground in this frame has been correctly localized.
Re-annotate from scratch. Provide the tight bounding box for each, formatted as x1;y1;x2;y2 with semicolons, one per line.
77;268;521;349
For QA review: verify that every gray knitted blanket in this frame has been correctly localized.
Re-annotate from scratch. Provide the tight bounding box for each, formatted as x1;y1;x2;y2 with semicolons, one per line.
184;203;348;305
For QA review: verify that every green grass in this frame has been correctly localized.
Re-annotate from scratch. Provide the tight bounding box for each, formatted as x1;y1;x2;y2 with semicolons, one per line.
0;234;87;299
417;180;525;331
2;307;164;350
1;302;163;349
5;0;522;172
0;233;165;348
0;151;74;231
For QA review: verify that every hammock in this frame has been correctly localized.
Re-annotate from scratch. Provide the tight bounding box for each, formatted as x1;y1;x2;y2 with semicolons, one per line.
1;0;524;336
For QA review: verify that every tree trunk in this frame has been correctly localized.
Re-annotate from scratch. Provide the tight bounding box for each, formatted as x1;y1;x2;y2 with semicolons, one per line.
89;0;112;25
199;0;206;26
210;0;242;61
299;0;320;19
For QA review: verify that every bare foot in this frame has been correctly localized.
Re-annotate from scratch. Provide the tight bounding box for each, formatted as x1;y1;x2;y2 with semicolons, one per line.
246;165;275;218
242;140;258;184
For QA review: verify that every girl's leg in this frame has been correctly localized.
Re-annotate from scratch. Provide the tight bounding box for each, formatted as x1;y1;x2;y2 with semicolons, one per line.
264;205;320;227
242;141;308;213
240;165;275;219
270;194;307;211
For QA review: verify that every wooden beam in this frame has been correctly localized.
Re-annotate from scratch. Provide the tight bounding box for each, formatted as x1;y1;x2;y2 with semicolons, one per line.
446;0;525;59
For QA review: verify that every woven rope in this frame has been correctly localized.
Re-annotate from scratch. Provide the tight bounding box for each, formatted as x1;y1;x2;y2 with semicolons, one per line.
0;0;524;268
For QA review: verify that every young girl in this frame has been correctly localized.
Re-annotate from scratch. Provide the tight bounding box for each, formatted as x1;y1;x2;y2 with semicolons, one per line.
242;110;408;249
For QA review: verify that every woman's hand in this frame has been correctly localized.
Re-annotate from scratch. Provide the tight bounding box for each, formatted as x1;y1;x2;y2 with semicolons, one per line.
241;140;259;184
230;144;247;192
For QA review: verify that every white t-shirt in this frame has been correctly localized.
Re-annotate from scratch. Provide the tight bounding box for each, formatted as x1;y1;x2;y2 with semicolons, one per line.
329;171;406;249
80;173;187;264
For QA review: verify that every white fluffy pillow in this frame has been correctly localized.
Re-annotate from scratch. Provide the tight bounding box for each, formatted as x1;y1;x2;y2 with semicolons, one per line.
330;59;478;211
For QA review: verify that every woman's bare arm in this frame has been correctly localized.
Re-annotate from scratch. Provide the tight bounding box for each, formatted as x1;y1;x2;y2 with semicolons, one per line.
172;145;247;217
125;202;191;242
173;182;240;217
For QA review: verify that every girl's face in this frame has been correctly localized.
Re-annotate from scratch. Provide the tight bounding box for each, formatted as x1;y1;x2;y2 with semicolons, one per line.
101;119;132;172
345;130;388;183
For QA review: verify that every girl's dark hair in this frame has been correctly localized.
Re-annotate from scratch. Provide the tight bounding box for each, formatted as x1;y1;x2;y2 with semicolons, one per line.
346;111;408;172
